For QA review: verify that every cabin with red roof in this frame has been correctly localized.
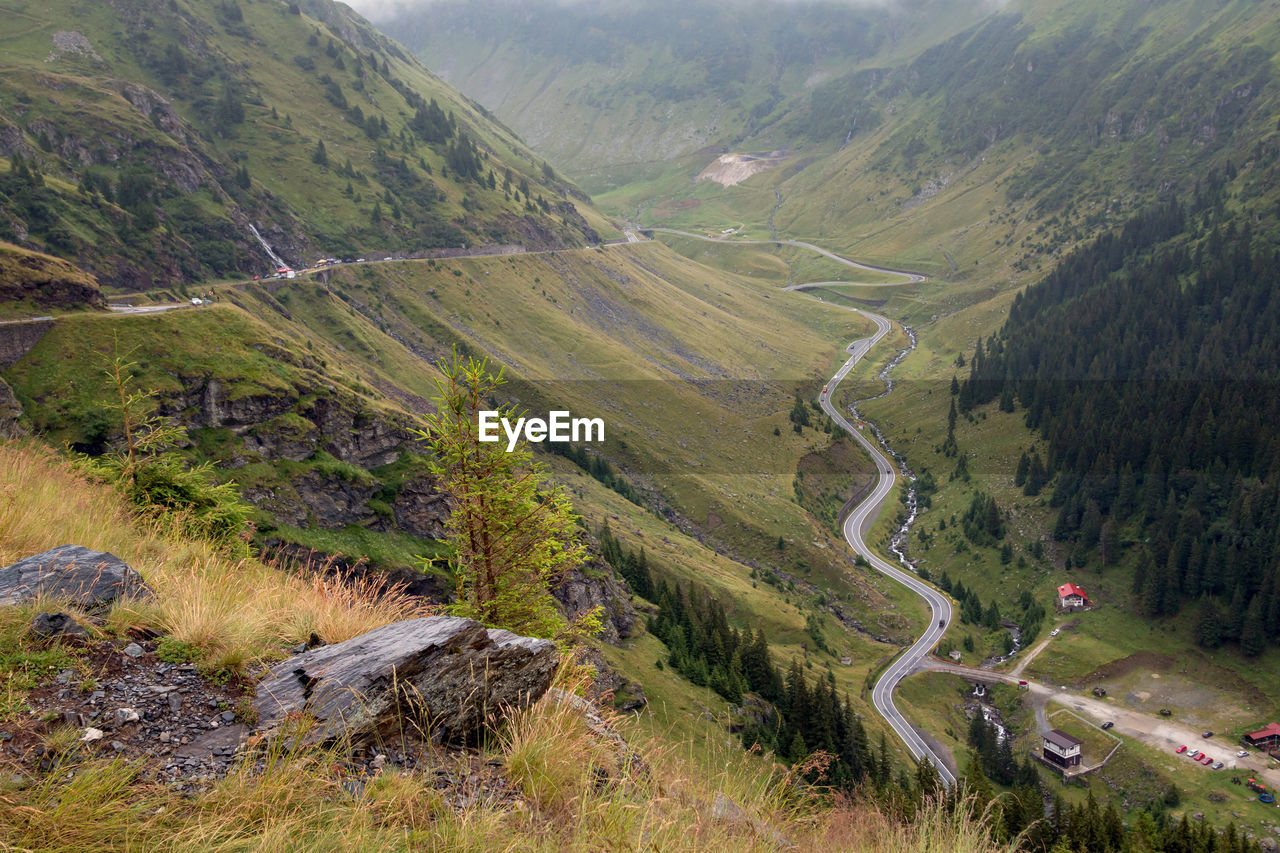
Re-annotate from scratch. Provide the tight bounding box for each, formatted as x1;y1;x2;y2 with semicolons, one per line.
1245;723;1280;753
1057;583;1090;611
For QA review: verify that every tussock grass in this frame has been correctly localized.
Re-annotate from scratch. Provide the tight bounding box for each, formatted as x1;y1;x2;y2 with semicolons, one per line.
0;656;1013;852
0;758;154;852
0;441;429;668
0;441;1012;849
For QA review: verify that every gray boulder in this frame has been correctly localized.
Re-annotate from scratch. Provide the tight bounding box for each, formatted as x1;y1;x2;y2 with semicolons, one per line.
0;545;153;609
254;616;558;746
30;612;89;639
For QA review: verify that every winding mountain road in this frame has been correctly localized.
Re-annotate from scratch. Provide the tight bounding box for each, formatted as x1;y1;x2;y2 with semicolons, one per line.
639;224;955;783
640;227;928;285
817;310;957;788
17;226;954;782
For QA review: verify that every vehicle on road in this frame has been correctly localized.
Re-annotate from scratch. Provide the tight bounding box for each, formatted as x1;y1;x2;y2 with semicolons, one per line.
1176;745;1187;753
822;385;829;395
938;619;945;628
1203;731;1214;738
1050;628;1059;636
1101;721;1114;730
1018;680;1028;688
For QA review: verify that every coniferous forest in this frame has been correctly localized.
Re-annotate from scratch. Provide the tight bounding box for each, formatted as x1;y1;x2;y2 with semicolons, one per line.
601;527;1264;852
959;169;1280;653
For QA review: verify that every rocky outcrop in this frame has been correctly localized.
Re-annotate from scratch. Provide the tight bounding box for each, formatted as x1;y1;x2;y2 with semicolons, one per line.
292;469;380;528
551;557;638;645
0;545;153;609
389;474;453;540
306;396;408;468
581;646;647;713
118;83;187;143
253;616;557;746
264;540;453;602
0;241;106;311
173;378;297;433
170;378;410;469
0;377;25;437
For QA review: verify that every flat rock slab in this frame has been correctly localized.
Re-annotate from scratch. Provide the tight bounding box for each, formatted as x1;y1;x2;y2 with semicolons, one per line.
254;616;557;746
0;545;153;609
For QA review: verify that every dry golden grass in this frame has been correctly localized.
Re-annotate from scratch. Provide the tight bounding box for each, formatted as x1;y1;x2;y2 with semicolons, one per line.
0;665;1014;852
0;441;430;668
0;441;1013;850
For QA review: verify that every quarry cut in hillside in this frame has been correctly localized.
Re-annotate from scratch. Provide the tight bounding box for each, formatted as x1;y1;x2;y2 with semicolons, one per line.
696;152;789;187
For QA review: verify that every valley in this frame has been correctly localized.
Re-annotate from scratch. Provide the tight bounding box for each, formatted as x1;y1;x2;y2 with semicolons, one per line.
4;0;1280;848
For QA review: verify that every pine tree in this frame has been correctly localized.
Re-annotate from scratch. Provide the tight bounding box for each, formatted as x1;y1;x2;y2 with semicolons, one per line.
1014;452;1030;487
415;350;591;639
1196;595;1223;649
1242;595;1266;657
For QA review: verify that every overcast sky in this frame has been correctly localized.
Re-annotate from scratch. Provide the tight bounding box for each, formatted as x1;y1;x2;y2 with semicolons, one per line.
343;0;943;23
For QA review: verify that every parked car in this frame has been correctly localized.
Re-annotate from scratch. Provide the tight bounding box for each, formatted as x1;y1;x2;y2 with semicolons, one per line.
1237;750;1250;757
1213;762;1224;769
1101;721;1114;730
1050;628;1060;636
1201;756;1214;765
1176;745;1187;754
1190;751;1203;759
1202;731;1214;738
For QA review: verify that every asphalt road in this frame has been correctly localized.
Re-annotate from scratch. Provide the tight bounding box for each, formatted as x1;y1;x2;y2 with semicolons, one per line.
818;309;958;787
642;226;928;285
638;224;954;783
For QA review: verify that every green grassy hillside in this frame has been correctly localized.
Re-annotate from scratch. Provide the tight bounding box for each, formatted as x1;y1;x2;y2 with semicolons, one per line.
0;0;611;290
390;0;1280;299
381;0;995;191
3;239;934;759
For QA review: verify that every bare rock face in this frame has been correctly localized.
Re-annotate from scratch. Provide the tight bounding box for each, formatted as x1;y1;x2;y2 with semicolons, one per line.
551;558;637;645
0;545;153;609
389;474;453;540
0;377;25;438
253;616;557;746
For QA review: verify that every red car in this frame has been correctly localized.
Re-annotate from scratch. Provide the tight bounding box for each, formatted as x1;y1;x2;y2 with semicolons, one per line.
1176;745;1187;754
1201;756;1214;765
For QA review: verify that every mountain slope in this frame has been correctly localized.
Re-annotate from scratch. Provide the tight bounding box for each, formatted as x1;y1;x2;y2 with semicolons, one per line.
0;0;609;290
379;0;995;189
383;0;1280;291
